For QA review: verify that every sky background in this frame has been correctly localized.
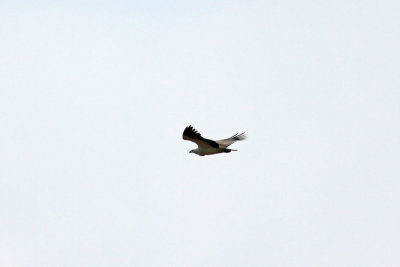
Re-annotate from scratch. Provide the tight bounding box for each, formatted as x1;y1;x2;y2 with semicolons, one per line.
1;0;399;266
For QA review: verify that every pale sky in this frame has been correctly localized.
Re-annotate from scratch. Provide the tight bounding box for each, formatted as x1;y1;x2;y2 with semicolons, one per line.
1;1;399;266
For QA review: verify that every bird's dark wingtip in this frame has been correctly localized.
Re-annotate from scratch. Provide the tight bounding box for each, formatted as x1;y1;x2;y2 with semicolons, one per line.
183;125;203;139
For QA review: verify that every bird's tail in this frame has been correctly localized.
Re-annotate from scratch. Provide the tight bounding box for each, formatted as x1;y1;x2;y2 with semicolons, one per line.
223;149;237;153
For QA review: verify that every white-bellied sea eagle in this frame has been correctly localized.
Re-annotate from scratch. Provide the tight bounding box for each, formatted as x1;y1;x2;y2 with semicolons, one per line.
182;125;247;156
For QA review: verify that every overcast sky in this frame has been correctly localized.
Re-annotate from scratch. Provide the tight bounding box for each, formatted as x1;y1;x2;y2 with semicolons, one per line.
1;0;399;266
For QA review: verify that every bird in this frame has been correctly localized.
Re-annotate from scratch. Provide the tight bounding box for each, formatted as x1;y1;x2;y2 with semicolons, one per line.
182;125;247;156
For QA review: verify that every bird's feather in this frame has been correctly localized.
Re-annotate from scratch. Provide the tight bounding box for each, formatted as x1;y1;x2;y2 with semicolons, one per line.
182;125;219;148
216;132;247;148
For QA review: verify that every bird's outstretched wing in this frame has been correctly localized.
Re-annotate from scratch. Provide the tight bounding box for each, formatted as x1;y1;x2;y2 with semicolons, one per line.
182;125;219;148
216;132;247;148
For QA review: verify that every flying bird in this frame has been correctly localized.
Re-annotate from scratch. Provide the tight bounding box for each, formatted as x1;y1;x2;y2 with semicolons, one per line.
182;125;247;156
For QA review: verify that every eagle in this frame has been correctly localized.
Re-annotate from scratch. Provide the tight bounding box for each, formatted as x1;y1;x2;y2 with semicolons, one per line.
182;125;247;156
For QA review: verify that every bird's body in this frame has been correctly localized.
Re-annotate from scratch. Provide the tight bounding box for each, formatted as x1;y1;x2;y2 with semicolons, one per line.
190;147;234;156
182;125;246;156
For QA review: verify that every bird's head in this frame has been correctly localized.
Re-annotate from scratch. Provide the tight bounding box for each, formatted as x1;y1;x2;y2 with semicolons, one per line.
189;149;194;153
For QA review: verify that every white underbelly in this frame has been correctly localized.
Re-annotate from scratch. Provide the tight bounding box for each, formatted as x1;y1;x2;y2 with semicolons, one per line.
198;147;222;156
